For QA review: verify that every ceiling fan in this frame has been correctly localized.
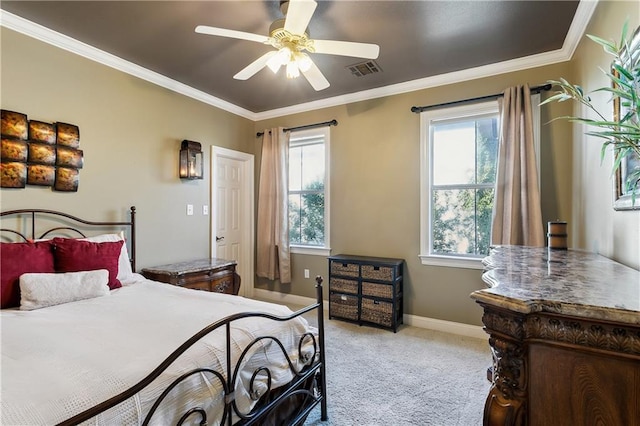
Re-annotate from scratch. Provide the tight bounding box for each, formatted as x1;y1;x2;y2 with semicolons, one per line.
195;0;380;91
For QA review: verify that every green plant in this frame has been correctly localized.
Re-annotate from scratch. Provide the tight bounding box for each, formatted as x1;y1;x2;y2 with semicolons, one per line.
542;22;640;201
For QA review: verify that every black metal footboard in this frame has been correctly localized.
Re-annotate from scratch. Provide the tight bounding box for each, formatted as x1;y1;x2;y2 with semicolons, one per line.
56;277;328;426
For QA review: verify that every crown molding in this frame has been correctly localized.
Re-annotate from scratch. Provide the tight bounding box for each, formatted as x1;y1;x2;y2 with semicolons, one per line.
253;0;598;120
1;0;598;122
0;10;256;120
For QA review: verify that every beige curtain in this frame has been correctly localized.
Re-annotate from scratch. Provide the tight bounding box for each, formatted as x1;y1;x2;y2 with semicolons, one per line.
491;85;544;247
256;127;291;283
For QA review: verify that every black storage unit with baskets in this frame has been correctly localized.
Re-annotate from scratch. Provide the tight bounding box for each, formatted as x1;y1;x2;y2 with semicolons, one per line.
328;254;404;332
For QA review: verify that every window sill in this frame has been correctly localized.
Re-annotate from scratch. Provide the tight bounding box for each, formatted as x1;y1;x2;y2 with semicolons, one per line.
290;246;331;256
419;254;484;270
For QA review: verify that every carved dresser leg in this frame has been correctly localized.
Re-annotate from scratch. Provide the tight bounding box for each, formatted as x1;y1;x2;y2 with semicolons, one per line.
482;308;528;426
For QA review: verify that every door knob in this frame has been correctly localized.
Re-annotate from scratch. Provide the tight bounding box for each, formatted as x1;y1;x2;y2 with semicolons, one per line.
216;236;224;242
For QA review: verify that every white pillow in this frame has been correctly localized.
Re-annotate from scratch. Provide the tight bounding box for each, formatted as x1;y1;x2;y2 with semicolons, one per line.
19;270;110;311
82;233;135;282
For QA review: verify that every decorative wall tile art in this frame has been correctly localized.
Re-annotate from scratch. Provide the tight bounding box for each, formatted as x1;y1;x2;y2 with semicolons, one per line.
56;146;84;169
1;110;28;140
27;164;55;186
0;109;83;191
54;167;79;192
0;162;27;188
56;122;80;148
1;138;28;162
28;120;56;144
28;142;56;165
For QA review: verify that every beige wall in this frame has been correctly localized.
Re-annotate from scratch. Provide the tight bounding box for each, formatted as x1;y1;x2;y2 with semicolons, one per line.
2;0;635;328
255;63;575;326
570;0;640;270
1;28;255;269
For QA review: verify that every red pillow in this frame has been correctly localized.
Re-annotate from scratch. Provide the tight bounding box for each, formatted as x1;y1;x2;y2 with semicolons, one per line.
52;238;124;290
1;241;55;308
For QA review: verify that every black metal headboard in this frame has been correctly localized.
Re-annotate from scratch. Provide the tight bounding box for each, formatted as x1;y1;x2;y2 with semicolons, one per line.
0;206;136;271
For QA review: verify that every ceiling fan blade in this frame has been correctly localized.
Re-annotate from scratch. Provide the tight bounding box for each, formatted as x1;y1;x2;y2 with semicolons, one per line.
284;0;317;35
301;60;330;91
195;25;269;44
313;39;380;59
234;51;278;80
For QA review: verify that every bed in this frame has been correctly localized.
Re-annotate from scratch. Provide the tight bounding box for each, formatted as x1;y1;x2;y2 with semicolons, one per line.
0;207;328;425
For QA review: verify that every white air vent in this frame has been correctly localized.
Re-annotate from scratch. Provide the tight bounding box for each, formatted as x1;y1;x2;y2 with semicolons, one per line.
347;60;382;77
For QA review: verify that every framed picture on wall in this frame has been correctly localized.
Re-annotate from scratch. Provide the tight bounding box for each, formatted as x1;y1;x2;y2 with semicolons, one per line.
612;27;640;211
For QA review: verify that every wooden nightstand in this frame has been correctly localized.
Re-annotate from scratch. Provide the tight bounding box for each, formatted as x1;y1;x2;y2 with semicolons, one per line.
141;258;241;295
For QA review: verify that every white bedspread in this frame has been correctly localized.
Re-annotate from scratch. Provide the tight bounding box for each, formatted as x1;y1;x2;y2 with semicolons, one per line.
0;279;317;425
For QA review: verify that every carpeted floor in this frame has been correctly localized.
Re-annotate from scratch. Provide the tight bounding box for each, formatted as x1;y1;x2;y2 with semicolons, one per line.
302;316;492;426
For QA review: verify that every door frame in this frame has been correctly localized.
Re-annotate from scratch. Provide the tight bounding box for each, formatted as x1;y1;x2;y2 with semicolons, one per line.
210;146;255;297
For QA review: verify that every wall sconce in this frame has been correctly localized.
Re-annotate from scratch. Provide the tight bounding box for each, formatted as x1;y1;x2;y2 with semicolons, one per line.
179;140;203;180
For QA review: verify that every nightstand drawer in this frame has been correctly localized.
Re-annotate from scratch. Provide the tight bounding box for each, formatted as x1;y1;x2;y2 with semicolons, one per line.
178;270;213;287
212;275;234;293
141;258;241;295
184;281;211;291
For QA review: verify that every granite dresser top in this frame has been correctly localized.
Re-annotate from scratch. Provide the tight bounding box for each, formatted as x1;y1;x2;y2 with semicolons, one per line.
470;245;640;325
141;258;237;275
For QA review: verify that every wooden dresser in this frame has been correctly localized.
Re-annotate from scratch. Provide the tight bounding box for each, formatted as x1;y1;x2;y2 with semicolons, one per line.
471;246;640;426
141;258;241;295
328;254;403;332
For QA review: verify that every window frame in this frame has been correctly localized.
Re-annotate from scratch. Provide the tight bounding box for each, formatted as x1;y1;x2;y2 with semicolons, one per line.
419;95;540;269
419;101;500;270
288;126;331;256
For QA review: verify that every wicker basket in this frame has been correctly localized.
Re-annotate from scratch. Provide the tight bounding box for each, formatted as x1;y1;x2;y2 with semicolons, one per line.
361;281;395;299
330;261;359;277
330;277;358;295
330;293;359;320
361;265;394;281
360;298;394;327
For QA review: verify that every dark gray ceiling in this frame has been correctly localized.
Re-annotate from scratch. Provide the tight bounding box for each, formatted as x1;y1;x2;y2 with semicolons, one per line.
1;1;581;114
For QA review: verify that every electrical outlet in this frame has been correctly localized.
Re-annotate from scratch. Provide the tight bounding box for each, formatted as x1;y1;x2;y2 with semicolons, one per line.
203;205;209;215
304;269;310;279
186;204;194;216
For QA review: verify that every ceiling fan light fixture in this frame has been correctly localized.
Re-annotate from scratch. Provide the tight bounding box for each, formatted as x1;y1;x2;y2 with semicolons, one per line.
296;52;312;72
286;61;301;79
276;46;292;65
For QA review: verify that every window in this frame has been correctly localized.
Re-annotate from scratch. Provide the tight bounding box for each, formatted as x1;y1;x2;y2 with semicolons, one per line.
288;127;330;255
419;96;541;269
420;101;499;269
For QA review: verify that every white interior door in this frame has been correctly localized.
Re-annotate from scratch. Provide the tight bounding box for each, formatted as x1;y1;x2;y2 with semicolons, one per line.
211;146;254;297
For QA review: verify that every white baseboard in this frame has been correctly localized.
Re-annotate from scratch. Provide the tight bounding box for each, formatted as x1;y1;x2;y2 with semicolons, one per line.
403;314;487;340
252;288;487;340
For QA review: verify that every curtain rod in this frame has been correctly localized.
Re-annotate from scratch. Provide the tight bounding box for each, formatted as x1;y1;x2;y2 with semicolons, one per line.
256;119;338;137
410;83;552;114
